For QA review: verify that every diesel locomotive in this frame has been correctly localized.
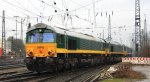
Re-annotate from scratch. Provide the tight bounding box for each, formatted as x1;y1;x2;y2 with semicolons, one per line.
25;23;132;73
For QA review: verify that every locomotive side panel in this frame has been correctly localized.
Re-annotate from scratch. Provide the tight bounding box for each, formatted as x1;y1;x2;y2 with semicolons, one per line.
80;39;91;50
56;34;65;48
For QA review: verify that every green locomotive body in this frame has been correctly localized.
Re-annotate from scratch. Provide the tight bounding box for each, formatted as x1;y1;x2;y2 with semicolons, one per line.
25;23;132;73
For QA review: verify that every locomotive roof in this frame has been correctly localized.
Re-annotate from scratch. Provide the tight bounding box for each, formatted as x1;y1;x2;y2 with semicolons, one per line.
27;23;105;42
107;40;122;45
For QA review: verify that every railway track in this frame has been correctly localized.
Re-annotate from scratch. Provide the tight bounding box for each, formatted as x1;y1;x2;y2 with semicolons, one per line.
0;71;18;76
0;64;27;78
34;65;112;82
0;64;25;70
65;65;110;82
0;64;112;82
34;68;90;82
81;66;111;82
65;69;93;82
0;71;58;82
0;71;35;82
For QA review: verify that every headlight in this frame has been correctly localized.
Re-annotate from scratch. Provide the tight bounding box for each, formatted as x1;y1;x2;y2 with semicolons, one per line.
28;52;33;57
48;51;51;55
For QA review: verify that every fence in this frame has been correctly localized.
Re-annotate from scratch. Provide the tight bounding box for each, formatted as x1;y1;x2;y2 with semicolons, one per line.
122;57;150;65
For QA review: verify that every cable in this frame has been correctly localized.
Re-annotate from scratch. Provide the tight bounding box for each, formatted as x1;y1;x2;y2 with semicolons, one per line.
15;0;26;10
74;15;92;24
1;0;102;29
68;0;102;13
37;0;65;12
40;0;102;17
63;0;68;10
69;0;89;10
0;2;28;16
42;3;46;15
2;0;41;16
28;0;41;13
24;0;101;21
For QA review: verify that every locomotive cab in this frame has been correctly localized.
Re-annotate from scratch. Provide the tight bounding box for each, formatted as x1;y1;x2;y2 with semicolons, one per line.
25;24;59;72
26;28;57;58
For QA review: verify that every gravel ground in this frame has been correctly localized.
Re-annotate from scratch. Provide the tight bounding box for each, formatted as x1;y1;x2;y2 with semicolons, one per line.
132;65;150;82
0;67;27;73
0;56;25;66
100;63;149;82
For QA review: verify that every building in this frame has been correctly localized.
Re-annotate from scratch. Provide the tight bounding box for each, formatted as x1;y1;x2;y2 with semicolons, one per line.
0;38;12;57
0;38;2;57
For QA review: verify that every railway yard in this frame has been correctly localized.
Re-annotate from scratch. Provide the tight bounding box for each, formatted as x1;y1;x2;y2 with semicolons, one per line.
0;0;150;82
0;57;150;82
0;60;109;82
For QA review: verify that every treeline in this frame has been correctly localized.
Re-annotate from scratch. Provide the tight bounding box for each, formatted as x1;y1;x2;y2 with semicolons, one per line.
7;36;25;57
141;32;150;57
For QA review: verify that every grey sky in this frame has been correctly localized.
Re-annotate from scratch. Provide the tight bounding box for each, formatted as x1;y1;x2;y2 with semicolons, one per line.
0;0;150;47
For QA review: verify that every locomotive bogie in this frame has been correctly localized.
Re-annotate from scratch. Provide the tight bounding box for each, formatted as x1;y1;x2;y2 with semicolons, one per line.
25;57;57;72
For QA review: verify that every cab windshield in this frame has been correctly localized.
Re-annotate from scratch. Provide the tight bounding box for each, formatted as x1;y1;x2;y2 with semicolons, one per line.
26;29;55;43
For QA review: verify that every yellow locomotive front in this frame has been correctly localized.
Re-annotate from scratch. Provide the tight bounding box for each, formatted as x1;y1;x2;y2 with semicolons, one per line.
25;25;58;72
26;29;57;58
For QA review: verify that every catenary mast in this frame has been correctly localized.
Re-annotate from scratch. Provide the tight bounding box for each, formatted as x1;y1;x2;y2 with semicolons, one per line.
135;0;141;56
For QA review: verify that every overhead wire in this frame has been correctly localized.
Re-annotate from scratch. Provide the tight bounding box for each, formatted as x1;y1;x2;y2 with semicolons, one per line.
63;0;68;10
0;2;29;16
18;0;101;20
0;0;53;25
64;0;98;28
38;0;102;17
69;0;89;10
68;0;102;13
0;0;73;36
42;2;46;15
37;0;65;12
1;0;102;29
28;0;41;13
15;0;27;10
39;2;46;23
0;13;28;28
2;0;41;16
36;0;102;28
74;15;92;24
